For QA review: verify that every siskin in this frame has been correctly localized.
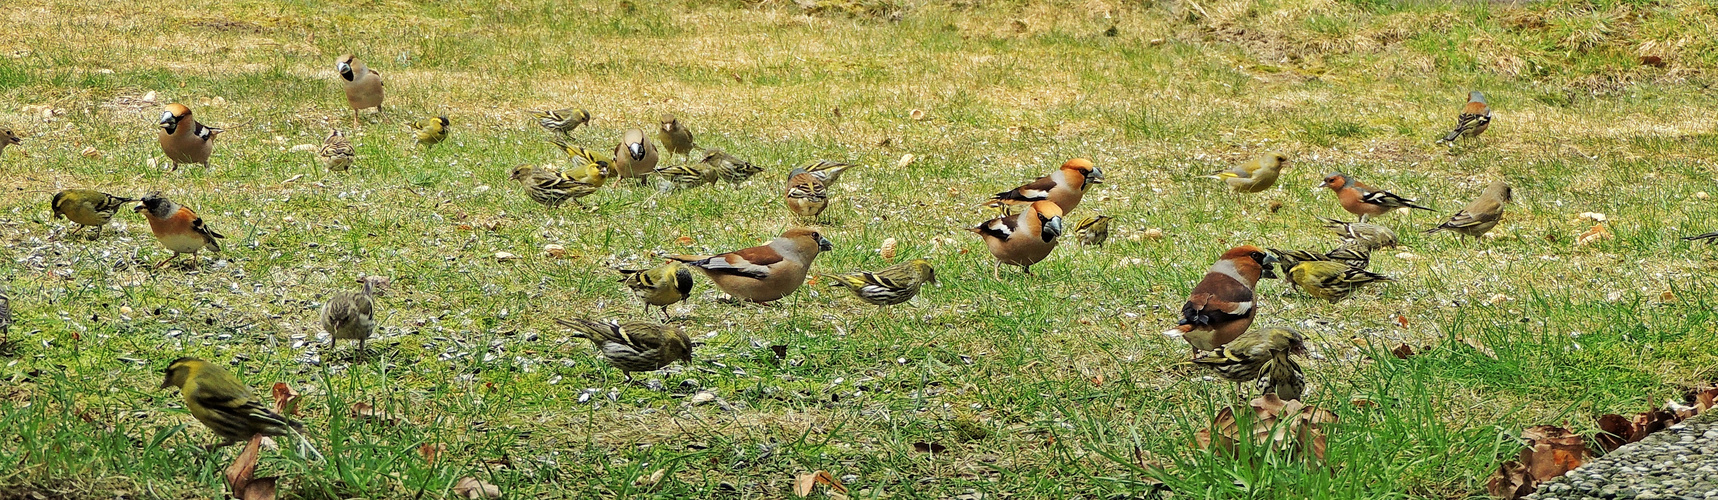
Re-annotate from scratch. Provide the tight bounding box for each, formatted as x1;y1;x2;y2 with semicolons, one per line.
510;165;603;209
701;148;764;187
50;189;135;240
824;258;937;307
410;116;449;149
531;108;590;136
1074;215;1112;246
1190;326;1307;400
1318;216;1398;251
554;318;694;382
1285;260;1393;303
617;262;695;320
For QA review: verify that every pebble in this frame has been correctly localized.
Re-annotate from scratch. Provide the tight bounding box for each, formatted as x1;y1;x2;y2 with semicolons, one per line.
1526;412;1718;500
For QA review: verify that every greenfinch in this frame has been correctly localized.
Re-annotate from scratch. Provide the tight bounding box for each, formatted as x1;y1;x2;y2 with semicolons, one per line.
1427;180;1511;239
1212;152;1288;193
160;357;304;448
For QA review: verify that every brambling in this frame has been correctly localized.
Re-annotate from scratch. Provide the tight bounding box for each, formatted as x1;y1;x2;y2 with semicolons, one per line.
135;194;225;268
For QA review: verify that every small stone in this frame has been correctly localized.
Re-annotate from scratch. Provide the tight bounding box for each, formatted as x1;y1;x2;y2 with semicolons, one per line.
1696;191;1710;200
494;251;519;261
543;244;567;258
689;390;716;405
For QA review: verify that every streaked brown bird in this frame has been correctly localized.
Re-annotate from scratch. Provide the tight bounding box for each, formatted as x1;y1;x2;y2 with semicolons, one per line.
657;113;698;161
321;276;377;357
784;167;830;219
553;318;694;382
531;108;590;136
1190;326;1307;400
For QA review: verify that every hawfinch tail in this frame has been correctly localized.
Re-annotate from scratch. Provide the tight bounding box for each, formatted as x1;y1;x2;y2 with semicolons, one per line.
1318;172;1432;222
335;54;384;126
670;228;833;303
135;194;225;268
1427;180;1512;239
970;200;1066;278
1168;245;1278;352
157;103;222;169
985;158;1103;213
1438;91;1491;145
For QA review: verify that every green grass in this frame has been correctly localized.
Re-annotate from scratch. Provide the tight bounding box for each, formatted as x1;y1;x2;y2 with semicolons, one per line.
3;0;1718;498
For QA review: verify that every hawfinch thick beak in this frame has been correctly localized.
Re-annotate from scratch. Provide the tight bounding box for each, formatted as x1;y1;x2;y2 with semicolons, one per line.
158;111;177;128
1088;168;1104;183
1043;216;1065;240
337;61;352;74
1261;254;1280;279
816;235;834;252
628;143;645;160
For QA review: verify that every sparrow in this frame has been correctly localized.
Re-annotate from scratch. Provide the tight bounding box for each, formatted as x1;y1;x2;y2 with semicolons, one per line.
669;228;833;303
160;357;306;449
653;163;719;190
985;158;1103;213
1318;172;1433;222
50;189;136;239
157;103;222;169
617;262;695;320
553;318;693;382
321;276;376;357
612;128;659;180
702;148;764;187
548;138;614;187
970;200;1066;278
1438;91;1492;145
509;165;603;209
1317;217;1399;251
824;258;937;307
134;194;224;268
318;130;356;171
1190;326;1307;400
0;128;21;156
1167;245;1279;352
657;113;698;160
335;54;384;126
1285;260;1393;303
1212;152;1289;194
784;167;830;219
801;160;859;187
1427;180;1512;239
411;116;449;149
1074;215;1112;246
530;108;590;136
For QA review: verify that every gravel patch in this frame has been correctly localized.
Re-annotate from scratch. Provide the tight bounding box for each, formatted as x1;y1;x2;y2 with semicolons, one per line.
1526;411;1718;500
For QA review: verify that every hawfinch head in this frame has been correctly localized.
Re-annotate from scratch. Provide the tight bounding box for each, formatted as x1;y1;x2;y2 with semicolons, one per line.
1030;200;1066;240
1063;158;1102;184
1220;245;1279;280
781;228;834;252
159;103;191;129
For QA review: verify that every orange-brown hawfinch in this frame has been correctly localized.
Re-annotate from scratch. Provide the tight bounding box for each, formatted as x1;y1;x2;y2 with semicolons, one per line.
1166;245;1279;352
970;200;1066;278
984;158;1103;213
157;103;222;169
669;228;833;303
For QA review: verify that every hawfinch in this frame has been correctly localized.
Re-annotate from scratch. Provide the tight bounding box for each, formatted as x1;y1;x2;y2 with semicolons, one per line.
970;200;1066;278
157;103;222;168
984;158;1103;213
670;228;833;303
613;128;660;180
1168;245;1279;352
335;54;384;126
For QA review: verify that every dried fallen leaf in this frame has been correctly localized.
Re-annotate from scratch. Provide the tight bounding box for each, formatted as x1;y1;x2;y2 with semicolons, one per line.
271;383;299;416
1394;315;1410;328
1595;413;1631;452
1391;344;1415;359
453;477;501;499
80;146;101;158
1518;425;1591;486
896;153;916;169
1486;460;1535;500
419;443;445;465
1575;224;1612;246
793;473;817;497
676;235;695;246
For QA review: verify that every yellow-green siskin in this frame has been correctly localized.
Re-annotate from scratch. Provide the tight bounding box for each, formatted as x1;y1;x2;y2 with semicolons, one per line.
321;277;376;356
654;163;719;190
548;138;614;187
701;148;763;187
319;130;356;171
1213;152;1289;193
160;357;304;447
1285;260;1393;303
531;108;590;136
1318;216;1398;251
1190;326;1306;400
784;168;830;219
1074;215;1112;246
824;258;937;307
554;318;694;381
509;165;603;208
1270;245;1371;274
617;262;695;320
50;189;136;239
410;116;449;149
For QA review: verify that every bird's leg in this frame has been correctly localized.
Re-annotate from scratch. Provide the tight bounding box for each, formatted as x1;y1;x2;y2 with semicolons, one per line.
352;109;362;129
658;306;672;322
359;338;368;360
155;253;180;268
992;261;1001;280
1357;214;1370;223
1022;265;1033;276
